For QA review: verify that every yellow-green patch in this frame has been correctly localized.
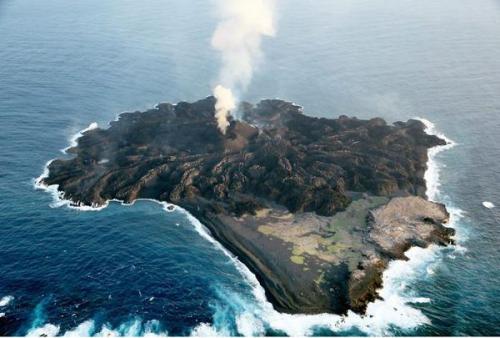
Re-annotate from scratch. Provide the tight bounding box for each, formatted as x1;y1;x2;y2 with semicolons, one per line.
290;255;305;265
258;225;274;235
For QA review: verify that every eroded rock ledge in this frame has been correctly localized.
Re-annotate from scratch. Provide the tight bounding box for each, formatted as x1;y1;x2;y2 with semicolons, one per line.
42;97;454;314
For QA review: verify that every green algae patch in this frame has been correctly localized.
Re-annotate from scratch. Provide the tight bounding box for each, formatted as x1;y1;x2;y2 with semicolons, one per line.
258;225;274;235
290;255;305;265
253;196;390;271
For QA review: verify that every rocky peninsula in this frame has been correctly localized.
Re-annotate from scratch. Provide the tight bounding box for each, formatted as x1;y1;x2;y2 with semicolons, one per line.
40;97;455;315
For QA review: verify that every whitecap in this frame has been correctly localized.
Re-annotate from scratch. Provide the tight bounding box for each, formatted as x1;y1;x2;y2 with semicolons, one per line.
0;295;13;307
27;323;61;337
409;297;431;304
142;319;167;337
482;201;495;209
33;317;170;337
190;322;230;336
91;323;120;337
117;318;143;336
62;320;95;336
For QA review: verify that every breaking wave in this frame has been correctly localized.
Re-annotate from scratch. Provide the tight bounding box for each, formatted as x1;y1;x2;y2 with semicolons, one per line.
26;316;167;337
20;296;168;337
0;295;13;319
0;295;14;307
61;122;99;154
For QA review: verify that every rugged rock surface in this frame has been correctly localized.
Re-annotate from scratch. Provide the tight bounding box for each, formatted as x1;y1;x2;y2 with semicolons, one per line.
41;96;455;314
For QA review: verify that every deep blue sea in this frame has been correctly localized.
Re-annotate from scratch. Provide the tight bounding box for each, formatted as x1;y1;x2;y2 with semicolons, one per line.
1;0;499;336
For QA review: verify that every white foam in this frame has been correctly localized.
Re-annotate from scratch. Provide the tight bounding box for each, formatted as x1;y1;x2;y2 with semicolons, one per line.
416;118;456;202
0;312;5;318
142;319;167;337
33;107;200;212
409;297;431;304
25;318;169;337
61;122;99;154
235;312;264;337
118;318;142;336
62;320;95;336
34;159;111;211
483;201;495;209
0;295;13;307
190;322;230;336
27;323;61;337
34;162;177;213
418;118;468;244
93;324;118;337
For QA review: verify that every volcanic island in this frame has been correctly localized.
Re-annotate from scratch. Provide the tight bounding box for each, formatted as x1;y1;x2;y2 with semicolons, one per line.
40;97;455;315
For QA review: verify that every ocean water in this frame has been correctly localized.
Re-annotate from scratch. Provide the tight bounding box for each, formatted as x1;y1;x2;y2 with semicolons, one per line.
1;0;499;335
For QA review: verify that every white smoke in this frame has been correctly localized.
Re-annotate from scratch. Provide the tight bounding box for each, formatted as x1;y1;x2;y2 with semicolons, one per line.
214;85;236;134
211;0;276;134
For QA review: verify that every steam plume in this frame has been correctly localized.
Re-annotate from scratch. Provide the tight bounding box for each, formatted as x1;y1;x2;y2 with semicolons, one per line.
214;85;236;134
211;0;276;134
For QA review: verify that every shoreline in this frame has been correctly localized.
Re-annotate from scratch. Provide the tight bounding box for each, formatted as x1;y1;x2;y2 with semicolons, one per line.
33;113;460;336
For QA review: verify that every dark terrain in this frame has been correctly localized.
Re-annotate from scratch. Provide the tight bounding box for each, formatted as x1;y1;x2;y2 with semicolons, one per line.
40;97;455;314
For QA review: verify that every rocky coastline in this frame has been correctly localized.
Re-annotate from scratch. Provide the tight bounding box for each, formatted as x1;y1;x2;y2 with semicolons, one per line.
40;97;455;315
